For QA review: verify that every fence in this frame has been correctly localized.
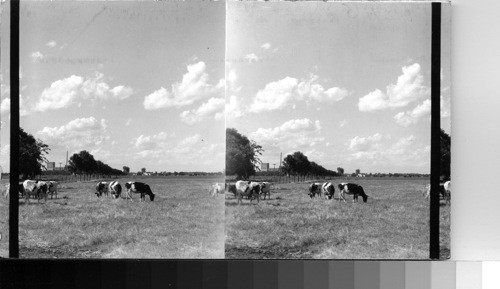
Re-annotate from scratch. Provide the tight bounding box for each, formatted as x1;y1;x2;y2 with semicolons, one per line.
34;174;120;183
233;175;334;185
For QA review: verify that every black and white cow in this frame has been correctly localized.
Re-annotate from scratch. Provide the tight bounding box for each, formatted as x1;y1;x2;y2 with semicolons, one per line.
338;183;368;203
226;183;237;198
308;183;322;198
322;182;335;200
259;182;271;200
23;180;48;203
47;181;58;199
234;180;260;204
109;181;122;199
124;182;155;201
95;181;109;197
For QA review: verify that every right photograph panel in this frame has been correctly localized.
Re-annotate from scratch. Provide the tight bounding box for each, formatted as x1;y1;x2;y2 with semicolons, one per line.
225;2;450;259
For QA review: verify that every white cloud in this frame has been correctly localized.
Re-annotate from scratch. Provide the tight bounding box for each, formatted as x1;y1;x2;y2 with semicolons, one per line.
394;99;431;127
226;95;245;121
250;118;324;152
125;118;132;126
441;95;450;118
31;51;45;62
143;61;222;110
244;53;259;63
249;74;349;113
37;117;109;148
348;133;382;152
261;43;271;50
179;97;225;125
1;97;10;116
358;63;429;111
46;41;57;48
339;119;349;128
35;72;133;111
249;77;298;113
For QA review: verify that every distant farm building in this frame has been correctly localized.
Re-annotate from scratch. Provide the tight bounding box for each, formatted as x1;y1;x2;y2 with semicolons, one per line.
261;163;270;171
47;162;56;171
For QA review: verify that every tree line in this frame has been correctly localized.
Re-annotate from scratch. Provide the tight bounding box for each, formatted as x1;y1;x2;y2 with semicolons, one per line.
225;128;451;181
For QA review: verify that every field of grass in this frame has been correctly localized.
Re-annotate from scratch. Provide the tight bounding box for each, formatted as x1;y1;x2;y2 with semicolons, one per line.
0;176;224;258
225;178;450;259
0;181;9;257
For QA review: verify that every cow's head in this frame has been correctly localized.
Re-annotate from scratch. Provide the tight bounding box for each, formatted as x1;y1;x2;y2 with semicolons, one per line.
125;182;132;190
150;193;155;201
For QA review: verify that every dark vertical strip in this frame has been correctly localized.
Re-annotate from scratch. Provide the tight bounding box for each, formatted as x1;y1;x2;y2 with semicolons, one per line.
9;0;20;259
75;261;102;289
52;261;76;289
253;260;278;289
278;261;304;289
178;261;203;289
202;260;227;289
101;261;126;289
151;261;177;289
304;261;328;289
126;261;152;289
329;261;354;289
227;261;253;289
430;2;442;260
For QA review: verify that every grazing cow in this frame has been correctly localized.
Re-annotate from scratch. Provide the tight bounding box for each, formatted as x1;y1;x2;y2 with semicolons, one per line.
338;183;368;203
47;181;58;199
226;183;237;198
308;183;322;198
259;182;271;200
95;181;109;197
234;180;260;204
322;182;335;200
23;180;47;203
124;182;155;201
443;181;451;204
109;181;122;199
210;183;224;197
424;182;451;204
3;183;9;198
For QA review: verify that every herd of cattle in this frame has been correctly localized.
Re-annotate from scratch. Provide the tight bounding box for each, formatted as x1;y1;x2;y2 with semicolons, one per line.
216;179;452;205
2;180;156;203
216;180;369;204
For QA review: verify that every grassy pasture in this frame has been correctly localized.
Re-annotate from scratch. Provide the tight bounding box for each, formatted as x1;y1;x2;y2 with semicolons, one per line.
1;176;224;258
225;178;450;259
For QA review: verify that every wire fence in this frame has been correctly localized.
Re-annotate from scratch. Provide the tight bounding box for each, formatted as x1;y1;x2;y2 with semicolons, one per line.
34;174;121;183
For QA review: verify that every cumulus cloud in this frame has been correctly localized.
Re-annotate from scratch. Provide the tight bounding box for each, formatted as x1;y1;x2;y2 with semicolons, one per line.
31;51;45;62
339;119;349;128
179;97;225;125
1;97;10;116
35;72;133;111
143;61;222;110
249;74;349;113
226;95;245;121
250;118;324;151
394;99;431;127
37;117;110;148
358;63;429;111
348;133;382;152
261;43;271;50
134;132;170;150
441;94;450;118
46;41;57;48
244;53;260;63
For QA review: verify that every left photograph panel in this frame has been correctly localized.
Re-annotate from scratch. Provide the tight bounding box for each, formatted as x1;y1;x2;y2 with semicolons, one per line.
5;1;226;258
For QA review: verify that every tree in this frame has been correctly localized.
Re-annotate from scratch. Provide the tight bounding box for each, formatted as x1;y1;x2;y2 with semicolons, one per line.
226;128;263;180
281;151;311;176
123;166;130;174
440;129;451;180
68;150;97;174
141;168;146;174
19;127;50;179
337;167;344;176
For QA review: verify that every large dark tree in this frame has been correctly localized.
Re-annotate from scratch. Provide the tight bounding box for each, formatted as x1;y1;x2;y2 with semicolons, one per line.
281;151;312;176
226;128;263;180
123;166;130;174
68;150;97;174
440;129;451;180
19;127;50;179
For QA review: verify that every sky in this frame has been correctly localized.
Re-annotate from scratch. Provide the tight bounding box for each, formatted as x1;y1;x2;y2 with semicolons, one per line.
226;2;451;174
1;1;226;173
0;2;451;174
